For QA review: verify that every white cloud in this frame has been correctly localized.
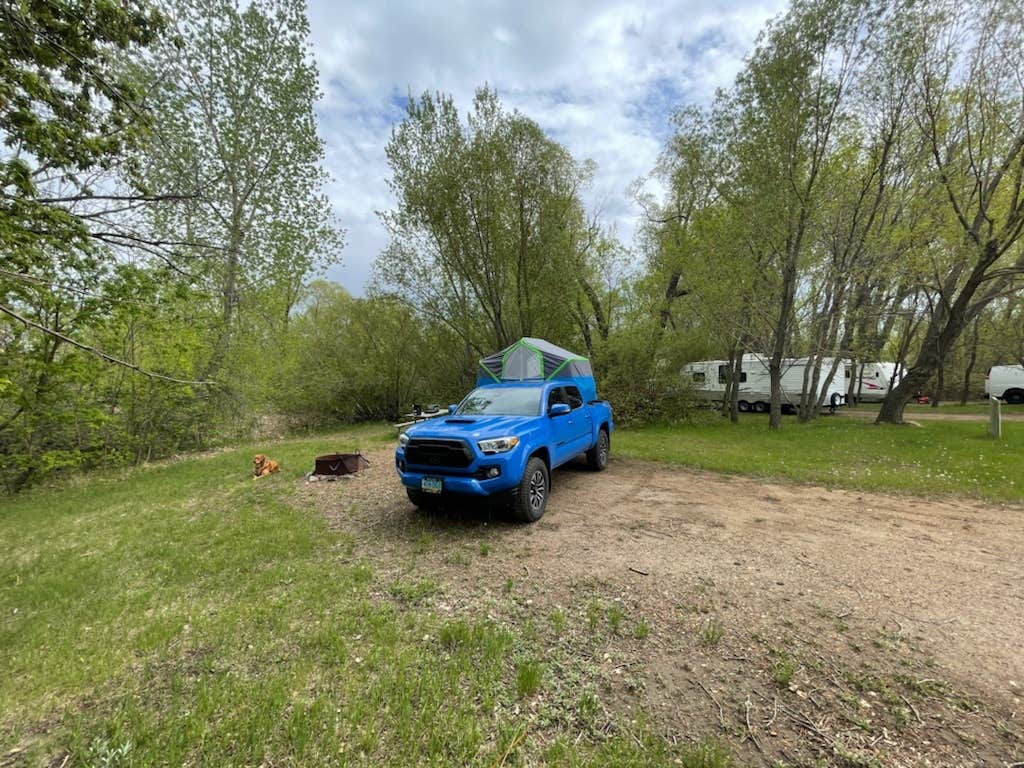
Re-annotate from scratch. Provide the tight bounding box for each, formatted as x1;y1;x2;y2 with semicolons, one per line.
307;0;787;294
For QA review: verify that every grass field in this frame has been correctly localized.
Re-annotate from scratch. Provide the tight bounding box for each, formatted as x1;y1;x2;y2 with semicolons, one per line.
3;416;1020;766
616;415;1022;502
0;426;710;767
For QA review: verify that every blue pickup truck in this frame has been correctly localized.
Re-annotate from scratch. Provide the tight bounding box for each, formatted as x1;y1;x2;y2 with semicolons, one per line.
395;338;613;522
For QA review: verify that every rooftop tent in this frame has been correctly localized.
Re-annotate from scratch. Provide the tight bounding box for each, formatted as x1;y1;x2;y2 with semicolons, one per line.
477;337;597;402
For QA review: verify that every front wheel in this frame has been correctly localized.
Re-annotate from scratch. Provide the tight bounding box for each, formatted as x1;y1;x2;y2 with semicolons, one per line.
586;428;610;471
514;457;549;523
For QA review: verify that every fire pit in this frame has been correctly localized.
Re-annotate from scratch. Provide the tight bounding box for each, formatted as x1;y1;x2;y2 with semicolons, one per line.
306;452;369;482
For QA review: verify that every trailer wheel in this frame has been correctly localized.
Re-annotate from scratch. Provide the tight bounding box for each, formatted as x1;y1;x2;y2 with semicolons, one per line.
514;457;549;523
753;401;768;413
1006;389;1024;405
586;428;610;471
737;400;750;413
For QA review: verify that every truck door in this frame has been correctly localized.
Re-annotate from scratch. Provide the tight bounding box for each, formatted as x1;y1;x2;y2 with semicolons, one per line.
563;385;592;456
546;387;578;465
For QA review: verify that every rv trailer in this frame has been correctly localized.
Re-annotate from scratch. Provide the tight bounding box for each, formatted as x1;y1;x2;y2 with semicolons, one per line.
844;361;904;403
684;354;847;413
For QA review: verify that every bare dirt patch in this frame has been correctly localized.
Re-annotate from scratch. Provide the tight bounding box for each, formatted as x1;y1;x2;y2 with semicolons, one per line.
300;448;1024;766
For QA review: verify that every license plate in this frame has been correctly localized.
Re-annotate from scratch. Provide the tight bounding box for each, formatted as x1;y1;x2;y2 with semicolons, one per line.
421;477;443;494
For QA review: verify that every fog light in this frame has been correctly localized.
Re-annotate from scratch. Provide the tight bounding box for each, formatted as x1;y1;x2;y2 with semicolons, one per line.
486;466;500;478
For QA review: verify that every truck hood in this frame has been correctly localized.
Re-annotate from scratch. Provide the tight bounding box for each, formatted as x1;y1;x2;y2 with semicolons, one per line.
407;415;541;441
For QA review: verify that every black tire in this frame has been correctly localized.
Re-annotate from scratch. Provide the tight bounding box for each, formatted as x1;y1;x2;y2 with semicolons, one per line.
586;428;610;471
753;401;768;414
738;400;751;413
1006;389;1024;405
514;457;549;523
406;487;441;511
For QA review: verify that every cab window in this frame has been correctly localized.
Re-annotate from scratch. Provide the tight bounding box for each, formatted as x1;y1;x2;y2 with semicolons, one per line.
547;387;568;411
565;386;584;409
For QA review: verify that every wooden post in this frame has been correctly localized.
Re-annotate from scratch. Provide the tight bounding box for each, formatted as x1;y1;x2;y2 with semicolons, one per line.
989;396;1002;439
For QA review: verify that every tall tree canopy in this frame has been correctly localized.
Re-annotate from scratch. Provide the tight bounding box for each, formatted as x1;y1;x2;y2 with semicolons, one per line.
374;87;611;373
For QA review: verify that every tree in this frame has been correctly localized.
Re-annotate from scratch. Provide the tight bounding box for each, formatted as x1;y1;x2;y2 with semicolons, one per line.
729;0;875;428
133;0;342;377
877;0;1024;423
375;87;601;366
1;0;164;262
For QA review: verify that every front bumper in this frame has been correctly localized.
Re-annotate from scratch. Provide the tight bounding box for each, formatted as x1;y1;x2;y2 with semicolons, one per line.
395;447;521;497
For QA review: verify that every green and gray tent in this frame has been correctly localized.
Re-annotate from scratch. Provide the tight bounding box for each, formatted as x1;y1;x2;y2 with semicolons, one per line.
476;337;597;402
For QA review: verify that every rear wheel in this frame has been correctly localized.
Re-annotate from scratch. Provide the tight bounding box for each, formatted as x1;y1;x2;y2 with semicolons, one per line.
586;428;610;471
753;401;768;413
1006;389;1024;405
514;457;549;523
738;400;751;413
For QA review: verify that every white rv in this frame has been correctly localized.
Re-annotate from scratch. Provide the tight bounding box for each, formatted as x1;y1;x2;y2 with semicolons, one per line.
985;365;1024;404
684;354;847;413
844;361;904;403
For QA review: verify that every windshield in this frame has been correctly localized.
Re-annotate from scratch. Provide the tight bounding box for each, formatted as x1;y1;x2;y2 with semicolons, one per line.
457;386;542;416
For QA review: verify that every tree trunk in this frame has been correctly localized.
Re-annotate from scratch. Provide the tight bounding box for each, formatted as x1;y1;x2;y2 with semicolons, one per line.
769;256;798;430
960;319;980;405
931;363;943;408
877;240;1002;424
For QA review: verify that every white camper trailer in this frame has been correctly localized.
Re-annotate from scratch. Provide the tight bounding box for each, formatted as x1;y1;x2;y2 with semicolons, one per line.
844;362;903;403
684;354;847;413
985;365;1024;404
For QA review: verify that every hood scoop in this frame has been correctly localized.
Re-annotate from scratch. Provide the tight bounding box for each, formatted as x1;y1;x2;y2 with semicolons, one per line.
444;418;477;424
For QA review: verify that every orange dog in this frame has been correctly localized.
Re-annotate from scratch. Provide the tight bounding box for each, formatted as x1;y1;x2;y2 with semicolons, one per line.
252;454;280;478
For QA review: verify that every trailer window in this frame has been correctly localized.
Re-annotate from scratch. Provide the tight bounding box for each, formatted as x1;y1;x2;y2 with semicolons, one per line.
717;365;747;384
692;372;706;383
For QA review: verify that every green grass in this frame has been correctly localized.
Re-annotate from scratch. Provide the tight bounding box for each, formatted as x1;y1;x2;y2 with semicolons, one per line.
0;425;701;766
616;416;1023;502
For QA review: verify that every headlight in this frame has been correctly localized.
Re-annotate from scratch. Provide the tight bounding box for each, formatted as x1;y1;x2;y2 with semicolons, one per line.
398;432;410;448
477;436;519;454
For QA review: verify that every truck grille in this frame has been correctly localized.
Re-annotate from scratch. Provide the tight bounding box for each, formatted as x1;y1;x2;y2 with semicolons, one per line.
405;438;474;469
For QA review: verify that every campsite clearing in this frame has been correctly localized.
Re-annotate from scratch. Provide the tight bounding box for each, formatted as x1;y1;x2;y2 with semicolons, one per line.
2;424;1021;766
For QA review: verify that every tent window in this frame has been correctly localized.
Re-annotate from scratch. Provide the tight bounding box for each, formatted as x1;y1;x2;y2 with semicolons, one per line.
565;386;584;410
504;345;543;379
692;372;706;384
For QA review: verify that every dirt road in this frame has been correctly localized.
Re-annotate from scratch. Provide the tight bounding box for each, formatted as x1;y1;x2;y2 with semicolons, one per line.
307;449;1024;766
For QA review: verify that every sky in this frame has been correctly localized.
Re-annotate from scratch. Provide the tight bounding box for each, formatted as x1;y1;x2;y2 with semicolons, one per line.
306;0;787;295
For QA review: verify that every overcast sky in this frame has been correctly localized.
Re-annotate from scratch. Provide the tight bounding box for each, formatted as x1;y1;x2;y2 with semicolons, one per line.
306;0;787;294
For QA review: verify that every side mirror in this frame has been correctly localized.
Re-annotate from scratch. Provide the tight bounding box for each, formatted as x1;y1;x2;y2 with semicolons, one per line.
549;403;571;417
448;404;458;415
